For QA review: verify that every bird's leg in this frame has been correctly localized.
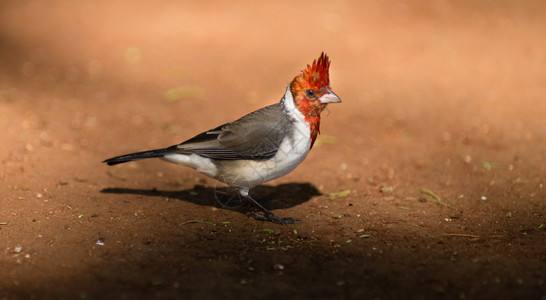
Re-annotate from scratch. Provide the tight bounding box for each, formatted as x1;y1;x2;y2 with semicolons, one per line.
213;186;243;208
238;187;299;225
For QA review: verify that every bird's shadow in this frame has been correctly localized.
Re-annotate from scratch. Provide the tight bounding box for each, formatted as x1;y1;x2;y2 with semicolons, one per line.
101;183;321;214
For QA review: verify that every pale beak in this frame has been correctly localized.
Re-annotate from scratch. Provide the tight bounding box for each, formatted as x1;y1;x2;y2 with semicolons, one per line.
319;90;342;104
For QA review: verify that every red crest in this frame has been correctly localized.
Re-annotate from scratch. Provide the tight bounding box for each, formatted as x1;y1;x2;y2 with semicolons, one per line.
301;52;330;89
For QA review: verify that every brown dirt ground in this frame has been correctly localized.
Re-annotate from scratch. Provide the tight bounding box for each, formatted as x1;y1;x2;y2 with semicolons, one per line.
1;1;545;299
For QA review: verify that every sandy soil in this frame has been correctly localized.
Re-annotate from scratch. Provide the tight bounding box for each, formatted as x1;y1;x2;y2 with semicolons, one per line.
1;1;545;299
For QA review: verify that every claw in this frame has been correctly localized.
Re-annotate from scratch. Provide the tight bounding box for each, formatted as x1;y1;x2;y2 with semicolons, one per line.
240;188;300;225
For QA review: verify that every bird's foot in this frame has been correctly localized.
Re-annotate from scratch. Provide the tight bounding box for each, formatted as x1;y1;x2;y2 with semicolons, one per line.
241;189;299;224
250;212;300;225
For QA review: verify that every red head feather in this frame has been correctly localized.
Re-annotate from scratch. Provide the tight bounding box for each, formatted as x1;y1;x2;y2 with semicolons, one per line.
301;52;330;90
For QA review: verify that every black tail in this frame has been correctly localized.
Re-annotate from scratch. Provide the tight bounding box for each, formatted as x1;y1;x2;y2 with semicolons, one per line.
103;148;171;165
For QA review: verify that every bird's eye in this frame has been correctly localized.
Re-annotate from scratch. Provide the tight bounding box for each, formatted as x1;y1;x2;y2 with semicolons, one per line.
305;89;316;98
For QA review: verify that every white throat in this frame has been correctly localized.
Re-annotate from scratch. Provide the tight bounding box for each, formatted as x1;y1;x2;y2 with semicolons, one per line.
280;86;306;123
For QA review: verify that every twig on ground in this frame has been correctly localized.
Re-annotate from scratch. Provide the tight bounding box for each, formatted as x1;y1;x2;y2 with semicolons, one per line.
421;189;455;209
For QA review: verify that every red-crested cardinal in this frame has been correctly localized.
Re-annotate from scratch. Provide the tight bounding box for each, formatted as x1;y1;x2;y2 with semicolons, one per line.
103;53;341;224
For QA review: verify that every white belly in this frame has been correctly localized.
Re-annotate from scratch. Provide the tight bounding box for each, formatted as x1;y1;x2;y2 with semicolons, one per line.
162;121;311;188
213;121;311;188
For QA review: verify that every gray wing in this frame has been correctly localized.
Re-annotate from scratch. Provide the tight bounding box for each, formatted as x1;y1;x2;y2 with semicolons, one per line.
170;103;293;160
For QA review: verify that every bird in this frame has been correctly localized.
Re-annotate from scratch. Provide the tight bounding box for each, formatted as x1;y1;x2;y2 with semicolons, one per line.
103;52;341;224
